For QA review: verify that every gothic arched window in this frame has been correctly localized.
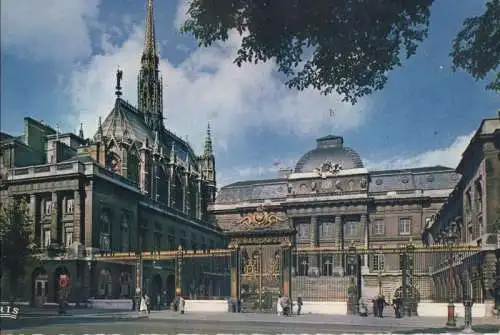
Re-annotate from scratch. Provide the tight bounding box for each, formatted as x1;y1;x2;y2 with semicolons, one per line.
106;153;121;174
127;152;139;185
99;210;111;252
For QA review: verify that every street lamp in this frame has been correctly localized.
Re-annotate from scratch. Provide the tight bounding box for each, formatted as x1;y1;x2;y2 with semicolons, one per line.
176;246;184;297
347;242;358;315
442;221;458;328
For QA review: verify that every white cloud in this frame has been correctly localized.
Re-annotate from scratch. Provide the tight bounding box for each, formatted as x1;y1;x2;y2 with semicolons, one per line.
217;132;474;186
174;0;191;29
1;0;99;63
364;132;474;171
69;25;369;154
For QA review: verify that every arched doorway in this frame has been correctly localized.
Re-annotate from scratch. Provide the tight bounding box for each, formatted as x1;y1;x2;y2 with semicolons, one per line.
32;267;48;307
166;274;175;305
54;267;70;303
151;274;162;309
98;269;113;299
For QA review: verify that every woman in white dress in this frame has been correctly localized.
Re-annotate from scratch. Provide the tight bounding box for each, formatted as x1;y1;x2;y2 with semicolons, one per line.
139;294;148;316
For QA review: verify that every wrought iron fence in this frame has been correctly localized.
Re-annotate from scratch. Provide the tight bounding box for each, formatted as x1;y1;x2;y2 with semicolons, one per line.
291;246;484;304
180;250;231;299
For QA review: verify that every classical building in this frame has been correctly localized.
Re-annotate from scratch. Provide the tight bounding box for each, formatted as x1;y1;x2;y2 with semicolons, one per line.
211;135;461;306
0;0;223;306
423;112;500;312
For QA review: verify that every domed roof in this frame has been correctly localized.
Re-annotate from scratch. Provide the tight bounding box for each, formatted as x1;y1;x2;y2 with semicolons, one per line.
294;135;364;173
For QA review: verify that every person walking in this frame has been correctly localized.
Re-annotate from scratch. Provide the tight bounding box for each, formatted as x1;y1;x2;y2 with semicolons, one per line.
139;294;148;316
296;296;303;315
144;293;151;314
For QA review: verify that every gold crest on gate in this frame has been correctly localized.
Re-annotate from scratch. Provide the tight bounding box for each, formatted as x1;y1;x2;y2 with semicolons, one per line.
238;205;284;229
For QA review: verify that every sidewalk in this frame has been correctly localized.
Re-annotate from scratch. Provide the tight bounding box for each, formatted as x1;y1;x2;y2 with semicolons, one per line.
146;310;499;329
19;307;136;319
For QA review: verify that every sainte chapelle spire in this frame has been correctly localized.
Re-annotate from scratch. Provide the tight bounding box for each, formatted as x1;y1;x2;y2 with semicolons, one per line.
137;0;164;131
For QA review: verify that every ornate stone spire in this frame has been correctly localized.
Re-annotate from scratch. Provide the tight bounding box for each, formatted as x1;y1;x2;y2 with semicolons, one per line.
144;0;156;58
204;122;213;157
79;123;84;138
137;0;164;131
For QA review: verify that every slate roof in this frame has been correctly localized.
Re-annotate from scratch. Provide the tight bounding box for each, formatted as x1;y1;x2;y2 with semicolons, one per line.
216;165;459;203
295;136;363;172
98;98;198;164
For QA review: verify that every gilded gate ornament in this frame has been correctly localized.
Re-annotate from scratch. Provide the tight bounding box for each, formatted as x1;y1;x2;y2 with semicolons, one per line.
238;205;284;229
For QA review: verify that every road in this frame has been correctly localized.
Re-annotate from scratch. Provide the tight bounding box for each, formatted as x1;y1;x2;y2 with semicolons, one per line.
3;311;500;335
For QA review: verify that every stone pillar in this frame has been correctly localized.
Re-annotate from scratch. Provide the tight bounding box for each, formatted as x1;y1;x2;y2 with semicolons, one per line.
167;166;173;207
334;215;342;246
482;251;497;316
183;172;188;214
139;147;150;195
196;178;202;219
361;214;368;266
229;245;240;311
121;148;128;178
51;191;59;244
29;194;38;242
73;189;82;244
281;243;292;298
84;182;93;248
308;216;319;276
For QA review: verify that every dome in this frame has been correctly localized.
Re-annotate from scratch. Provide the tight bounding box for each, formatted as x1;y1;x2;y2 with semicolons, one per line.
294;135;364;173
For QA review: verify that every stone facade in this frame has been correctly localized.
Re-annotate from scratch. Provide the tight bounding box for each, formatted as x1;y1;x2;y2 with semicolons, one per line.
211;135;461;302
424;112;500;309
0;0;222;306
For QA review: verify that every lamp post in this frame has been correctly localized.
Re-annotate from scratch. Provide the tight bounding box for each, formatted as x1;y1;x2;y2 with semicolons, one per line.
347;243;358;315
176;246;184;297
443;221;458;328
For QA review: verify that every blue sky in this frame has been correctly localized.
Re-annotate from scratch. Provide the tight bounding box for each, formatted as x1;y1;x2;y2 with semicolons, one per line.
1;0;499;186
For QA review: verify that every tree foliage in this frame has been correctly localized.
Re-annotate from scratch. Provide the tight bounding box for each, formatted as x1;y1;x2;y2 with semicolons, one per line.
451;0;500;92
181;0;499;103
181;0;434;104
0;198;36;297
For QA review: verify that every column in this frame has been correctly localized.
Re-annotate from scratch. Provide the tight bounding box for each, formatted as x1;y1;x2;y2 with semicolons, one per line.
196;178;202;219
84;182;93;248
229;245;240;311
482;251;497;316
167;166;173;207
73;189;82;244
308;216;319;276
51;191;59;244
281;243;292;298
30;194;38;243
334;215;342;246
182;172;188;214
361;214;368;267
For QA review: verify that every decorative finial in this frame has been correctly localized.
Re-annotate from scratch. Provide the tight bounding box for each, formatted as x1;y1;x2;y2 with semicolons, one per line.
79;123;84;138
204;122;213;157
98;116;103;138
143;0;156;57
115;68;123;97
153;131;159;155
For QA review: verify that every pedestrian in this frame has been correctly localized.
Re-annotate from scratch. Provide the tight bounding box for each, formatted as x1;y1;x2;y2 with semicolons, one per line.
358;296;368;317
179;295;185;314
156;293;161;311
296;296;303;315
145;293;151;314
139;294;148;316
277;295;283;315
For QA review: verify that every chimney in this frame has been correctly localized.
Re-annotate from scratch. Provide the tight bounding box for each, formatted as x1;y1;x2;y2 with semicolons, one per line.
278;168;293;179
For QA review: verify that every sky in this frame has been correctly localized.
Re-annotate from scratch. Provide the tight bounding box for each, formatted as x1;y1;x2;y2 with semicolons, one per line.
1;0;499;187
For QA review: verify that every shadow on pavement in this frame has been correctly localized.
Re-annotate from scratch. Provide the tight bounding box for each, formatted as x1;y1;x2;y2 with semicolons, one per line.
400;324;500;334
1;315;144;331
